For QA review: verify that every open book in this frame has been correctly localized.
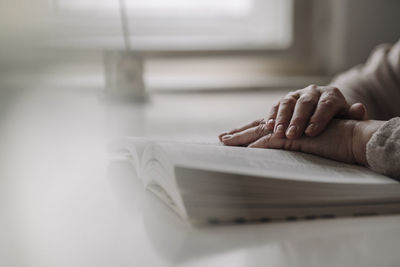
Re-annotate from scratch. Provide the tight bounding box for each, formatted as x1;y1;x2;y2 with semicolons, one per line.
120;137;400;224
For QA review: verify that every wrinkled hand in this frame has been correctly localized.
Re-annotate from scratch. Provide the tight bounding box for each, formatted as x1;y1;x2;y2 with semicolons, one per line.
219;85;367;143
222;119;384;166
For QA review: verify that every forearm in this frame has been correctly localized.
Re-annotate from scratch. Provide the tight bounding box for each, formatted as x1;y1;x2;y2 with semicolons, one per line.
330;40;400;120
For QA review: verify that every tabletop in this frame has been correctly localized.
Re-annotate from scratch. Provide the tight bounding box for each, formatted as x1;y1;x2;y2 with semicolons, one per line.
1;73;400;267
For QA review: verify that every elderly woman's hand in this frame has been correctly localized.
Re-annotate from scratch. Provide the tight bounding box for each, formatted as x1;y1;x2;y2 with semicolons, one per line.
219;85;367;144
223;119;384;166
249;119;384;165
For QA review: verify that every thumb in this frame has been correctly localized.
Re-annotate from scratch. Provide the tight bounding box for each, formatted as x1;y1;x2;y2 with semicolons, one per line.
346;103;368;120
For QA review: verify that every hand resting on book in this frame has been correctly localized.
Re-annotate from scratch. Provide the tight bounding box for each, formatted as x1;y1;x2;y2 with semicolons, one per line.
218;84;377;166
220;85;367;141
220;118;384;166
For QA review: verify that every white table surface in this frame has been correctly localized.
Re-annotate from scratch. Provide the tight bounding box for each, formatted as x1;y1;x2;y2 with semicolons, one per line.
1;75;400;267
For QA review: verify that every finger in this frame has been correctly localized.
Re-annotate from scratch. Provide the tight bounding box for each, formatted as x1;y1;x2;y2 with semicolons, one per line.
305;89;348;136
248;133;273;148
266;102;279;130
346;103;368;120
286;91;320;139
274;93;299;138
222;123;271;146
219;118;265;141
249;132;302;151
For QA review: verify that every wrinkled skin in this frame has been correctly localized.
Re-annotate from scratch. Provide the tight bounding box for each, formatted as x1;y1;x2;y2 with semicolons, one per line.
219;85;383;166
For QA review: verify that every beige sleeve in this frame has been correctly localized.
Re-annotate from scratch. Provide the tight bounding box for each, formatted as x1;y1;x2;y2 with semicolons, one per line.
367;117;400;180
331;40;400;120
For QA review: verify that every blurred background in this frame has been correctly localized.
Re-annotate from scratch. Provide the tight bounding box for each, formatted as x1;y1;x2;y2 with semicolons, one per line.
1;0;400;92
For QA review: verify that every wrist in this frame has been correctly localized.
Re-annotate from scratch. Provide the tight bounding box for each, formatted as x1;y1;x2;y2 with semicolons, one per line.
353;120;384;165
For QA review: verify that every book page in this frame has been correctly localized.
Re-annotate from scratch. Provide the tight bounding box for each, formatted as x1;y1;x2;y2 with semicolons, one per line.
109;137;156;181
155;141;397;185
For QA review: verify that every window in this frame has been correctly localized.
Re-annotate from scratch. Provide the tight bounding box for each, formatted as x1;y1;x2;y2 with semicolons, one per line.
49;0;293;51
46;0;325;91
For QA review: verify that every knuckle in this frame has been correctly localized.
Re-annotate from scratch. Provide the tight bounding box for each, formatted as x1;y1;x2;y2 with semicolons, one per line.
280;96;297;106
329;86;340;94
287;92;299;98
293;89;302;95
300;84;319;95
327;86;344;98
319;98;336;108
297;96;317;106
254;123;267;136
308;84;318;90
253;118;265;126
296;88;304;93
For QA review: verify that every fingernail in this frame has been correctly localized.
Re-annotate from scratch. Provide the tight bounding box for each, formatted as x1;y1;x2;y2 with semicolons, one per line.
286;125;297;137
222;134;232;140
275;124;284;133
267;119;275;125
305;123;316;135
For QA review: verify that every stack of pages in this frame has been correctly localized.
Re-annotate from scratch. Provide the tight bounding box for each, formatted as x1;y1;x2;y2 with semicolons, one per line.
122;137;400;224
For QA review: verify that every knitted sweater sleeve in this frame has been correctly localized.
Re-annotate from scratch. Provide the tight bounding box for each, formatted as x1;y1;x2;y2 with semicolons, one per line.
366;117;400;180
330;40;400;178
